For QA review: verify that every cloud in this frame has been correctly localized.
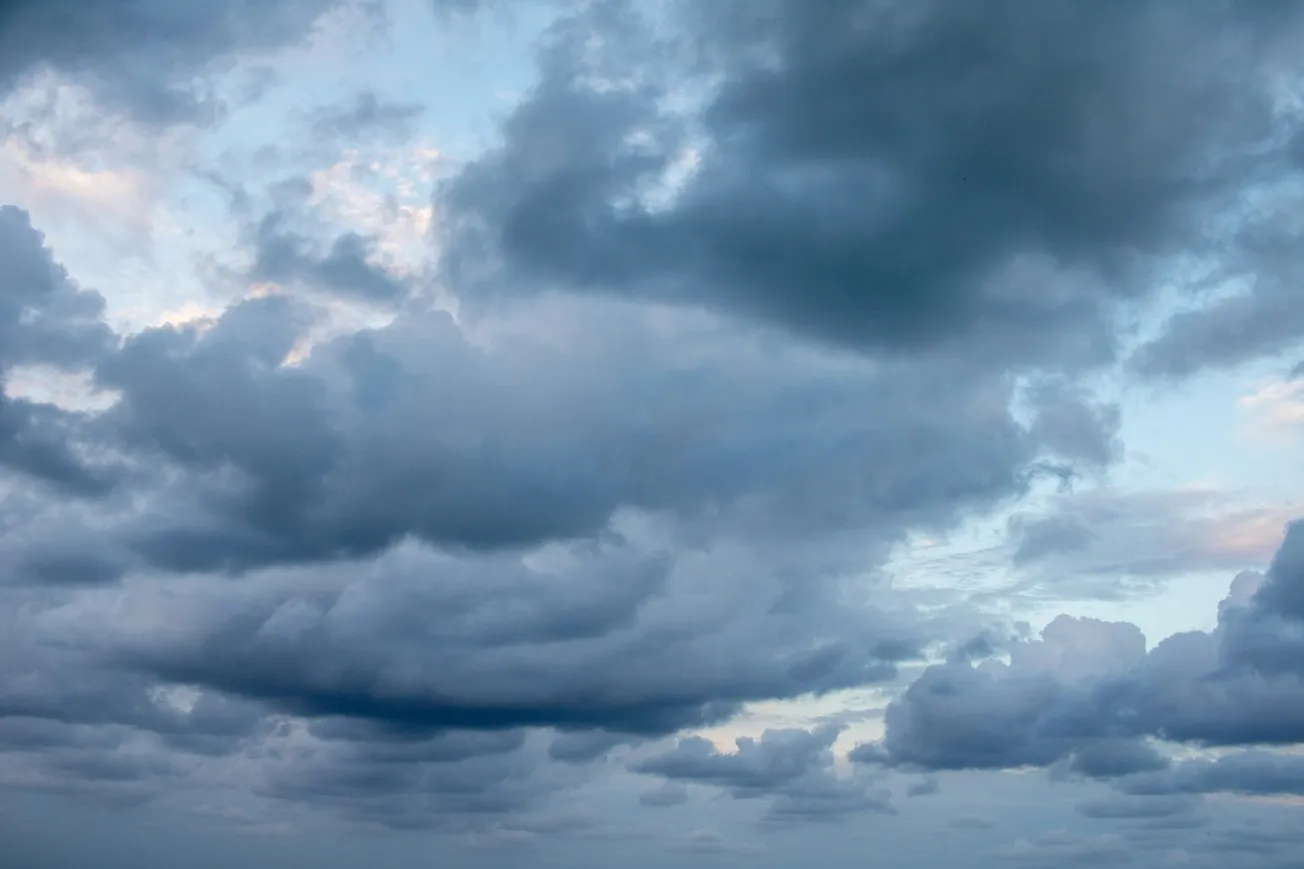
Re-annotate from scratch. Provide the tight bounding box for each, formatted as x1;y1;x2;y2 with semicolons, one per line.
1003;487;1295;597
256;726;582;831
247;210;410;302
860;521;1304;787
548;730;638;764
669;828;765;856
1239;380;1304;441
443;0;1304;374
906;775;939;797
638;781;688;807
635;724;894;823
992;830;1130;866
0;0;344;124
1118;752;1304;798
0;205;118;495
309;92;424;140
78;288;1048;575
1130;252;1304;380
0;204;1069;837
107;540;923;736
9;2;1304;855
1075;794;1202;821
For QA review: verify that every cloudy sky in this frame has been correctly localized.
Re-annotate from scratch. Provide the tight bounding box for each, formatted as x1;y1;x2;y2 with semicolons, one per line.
3;1;1304;867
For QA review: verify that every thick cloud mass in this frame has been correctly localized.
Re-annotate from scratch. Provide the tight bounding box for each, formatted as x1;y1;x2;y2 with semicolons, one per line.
0;0;343;123
445;0;1304;371
865;523;1304;785
5;0;1304;861
0;206;116;495
636;724;894;823
112;541;923;735
85;294;1037;574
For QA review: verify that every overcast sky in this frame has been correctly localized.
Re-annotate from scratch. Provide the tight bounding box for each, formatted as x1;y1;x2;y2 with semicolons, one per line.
3;2;1304;867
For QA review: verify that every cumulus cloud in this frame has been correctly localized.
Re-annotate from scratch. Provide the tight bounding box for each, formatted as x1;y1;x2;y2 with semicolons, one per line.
444;0;1304;374
860;522;1304;794
0;205;117;496
0;0;344;124
635;724;894;823
7;0;1304;861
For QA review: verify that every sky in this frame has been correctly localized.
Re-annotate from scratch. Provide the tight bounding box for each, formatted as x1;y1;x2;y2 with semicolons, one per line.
3;1;1304;867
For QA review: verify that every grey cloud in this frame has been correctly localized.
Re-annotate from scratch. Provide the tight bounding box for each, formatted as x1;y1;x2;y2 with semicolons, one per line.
0;206;118;495
1025;381;1122;471
905;775;939;797
635;725;894;823
1001;488;1283;598
1131;214;1304;379
0;207;113;369
89;291;1042;575
259;728;583;831
862;521;1304;779
1076;794;1201;821
0;204;1059;836
548;730;637;764
1010;514;1094;567
247;210;409;302
1131;287;1304;380
638;781;687;807
111;542;922;736
1063;739;1170;780
1119;752;1304;798
443;0;1304;374
0;0;343;125
309;92;424;140
669;828;765;856
12;551;127;587
992;830;1130;866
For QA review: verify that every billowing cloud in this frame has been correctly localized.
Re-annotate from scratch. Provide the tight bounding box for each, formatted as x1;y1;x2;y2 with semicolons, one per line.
0;0;344;124
444;0;1304;374
862;522;1304;783
0;205;117;495
635;724;894;823
6;0;1304;863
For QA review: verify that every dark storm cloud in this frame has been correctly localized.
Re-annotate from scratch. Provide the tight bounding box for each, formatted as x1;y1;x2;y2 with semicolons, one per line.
309;91;424;140
0;206;117;495
860;522;1304;781
443;0;1304;371
635;725;894;823
0;0;343;124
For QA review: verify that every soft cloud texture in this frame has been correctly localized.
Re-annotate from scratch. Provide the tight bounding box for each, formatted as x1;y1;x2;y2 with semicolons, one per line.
4;1;1304;868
